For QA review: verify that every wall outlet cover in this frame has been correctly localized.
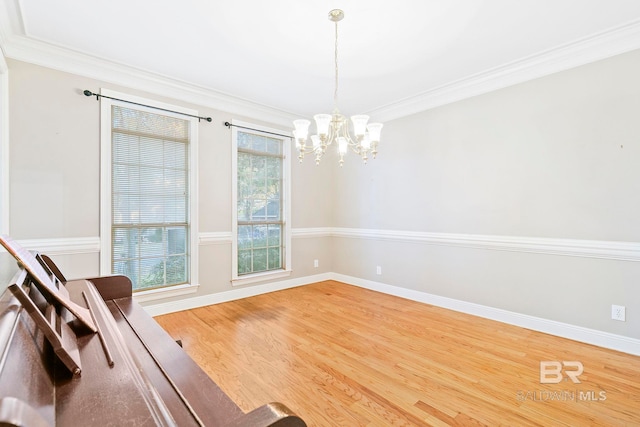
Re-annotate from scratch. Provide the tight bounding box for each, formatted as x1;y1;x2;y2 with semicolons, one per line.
611;304;626;321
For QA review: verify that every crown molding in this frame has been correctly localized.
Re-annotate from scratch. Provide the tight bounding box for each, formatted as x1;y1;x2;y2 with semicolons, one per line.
3;34;298;127
2;0;640;126
0;0;297;128
368;18;640;122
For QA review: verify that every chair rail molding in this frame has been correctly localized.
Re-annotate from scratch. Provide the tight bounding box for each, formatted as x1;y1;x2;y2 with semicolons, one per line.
330;227;640;262
0;236;102;255
291;228;333;239
3;230;638;262
199;231;233;245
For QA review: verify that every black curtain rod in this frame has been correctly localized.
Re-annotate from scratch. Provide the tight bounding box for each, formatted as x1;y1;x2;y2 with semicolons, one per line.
224;121;291;139
83;90;212;122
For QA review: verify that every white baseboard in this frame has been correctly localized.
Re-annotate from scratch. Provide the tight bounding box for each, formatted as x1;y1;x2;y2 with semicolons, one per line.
143;272;333;317
142;270;640;356
332;273;640;356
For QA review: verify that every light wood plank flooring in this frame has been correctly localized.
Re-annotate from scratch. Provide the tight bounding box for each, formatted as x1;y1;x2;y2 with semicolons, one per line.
155;281;640;426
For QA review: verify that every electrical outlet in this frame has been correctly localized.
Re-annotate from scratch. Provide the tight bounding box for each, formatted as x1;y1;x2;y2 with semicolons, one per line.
376;266;382;275
611;305;626;321
314;259;319;268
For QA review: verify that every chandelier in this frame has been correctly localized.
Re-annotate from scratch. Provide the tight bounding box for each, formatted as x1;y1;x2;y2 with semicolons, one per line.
292;9;383;166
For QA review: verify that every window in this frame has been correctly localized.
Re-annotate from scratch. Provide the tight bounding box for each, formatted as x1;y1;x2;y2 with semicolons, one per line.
100;89;198;294
231;120;291;284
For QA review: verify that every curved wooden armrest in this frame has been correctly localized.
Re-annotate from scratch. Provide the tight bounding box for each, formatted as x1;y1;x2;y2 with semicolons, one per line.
223;402;306;427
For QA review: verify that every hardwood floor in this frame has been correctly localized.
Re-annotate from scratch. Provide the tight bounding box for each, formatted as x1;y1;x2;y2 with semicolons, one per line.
155;281;640;426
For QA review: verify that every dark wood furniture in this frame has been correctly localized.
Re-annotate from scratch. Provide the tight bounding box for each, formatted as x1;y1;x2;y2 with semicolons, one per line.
0;235;306;427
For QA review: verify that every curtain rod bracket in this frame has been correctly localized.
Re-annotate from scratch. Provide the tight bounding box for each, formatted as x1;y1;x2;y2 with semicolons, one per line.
84;89;99;101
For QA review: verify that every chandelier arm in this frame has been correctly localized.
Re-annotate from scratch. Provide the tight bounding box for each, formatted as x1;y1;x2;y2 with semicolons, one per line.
342;126;363;155
346;137;362;154
298;145;317;155
339;124;355;146
348;145;363;155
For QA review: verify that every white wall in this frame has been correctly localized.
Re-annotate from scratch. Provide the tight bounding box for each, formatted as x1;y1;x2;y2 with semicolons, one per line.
5;59;335;301
331;48;640;339
4;47;640;350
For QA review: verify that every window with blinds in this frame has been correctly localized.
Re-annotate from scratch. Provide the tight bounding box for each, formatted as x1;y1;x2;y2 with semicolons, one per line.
111;105;190;291
236;130;284;275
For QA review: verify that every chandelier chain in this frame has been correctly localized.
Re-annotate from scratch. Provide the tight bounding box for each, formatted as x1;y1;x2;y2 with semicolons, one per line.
334;20;339;108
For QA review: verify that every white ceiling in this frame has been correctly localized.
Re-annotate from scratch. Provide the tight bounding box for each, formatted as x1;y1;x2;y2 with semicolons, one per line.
2;0;640;124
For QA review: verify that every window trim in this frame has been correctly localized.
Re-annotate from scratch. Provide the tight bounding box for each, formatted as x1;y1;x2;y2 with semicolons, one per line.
99;88;199;295
231;119;291;286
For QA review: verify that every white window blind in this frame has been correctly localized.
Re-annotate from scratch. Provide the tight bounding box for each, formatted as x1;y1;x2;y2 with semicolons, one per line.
111;105;190;291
